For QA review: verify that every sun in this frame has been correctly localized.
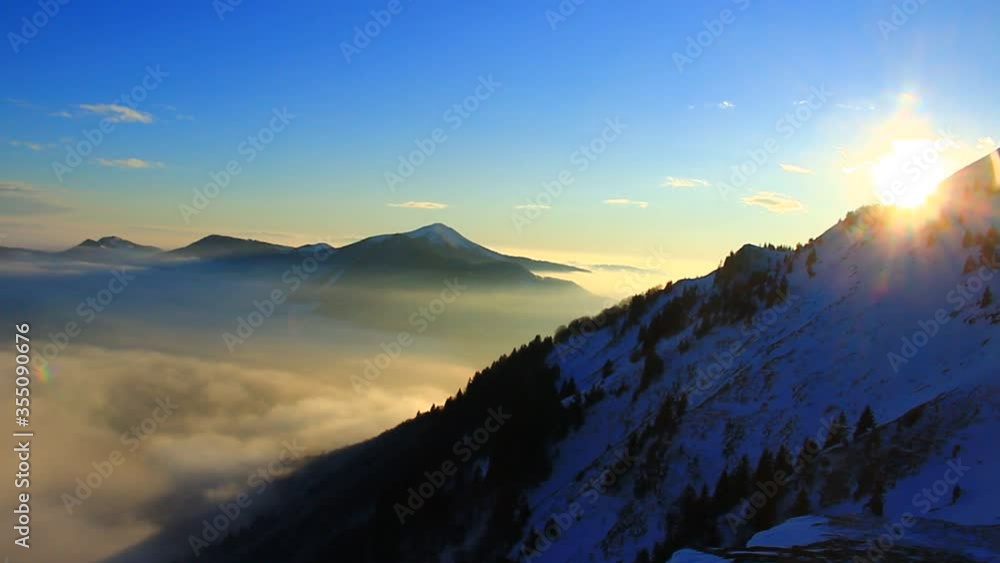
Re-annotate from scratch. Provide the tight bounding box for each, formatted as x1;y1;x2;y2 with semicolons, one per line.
871;138;953;208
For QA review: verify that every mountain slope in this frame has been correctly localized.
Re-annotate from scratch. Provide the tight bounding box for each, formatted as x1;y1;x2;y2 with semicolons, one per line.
165;234;292;259
107;152;1000;563
347;223;588;274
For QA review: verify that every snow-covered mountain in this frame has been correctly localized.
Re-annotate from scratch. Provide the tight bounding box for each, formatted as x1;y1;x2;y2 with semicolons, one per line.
108;151;1000;563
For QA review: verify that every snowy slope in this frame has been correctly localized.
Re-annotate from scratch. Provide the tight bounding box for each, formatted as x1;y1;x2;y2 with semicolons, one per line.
509;152;1000;562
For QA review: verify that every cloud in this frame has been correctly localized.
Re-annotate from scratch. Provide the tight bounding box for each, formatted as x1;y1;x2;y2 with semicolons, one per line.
661;176;711;188
96;158;165;169
9;140;48;151
79;104;154;124
603;198;649;209
385;201;449;209
4;98;43;110
50;110;73;118
175;114;195;121
0;181;66;215
835;103;876;112
512;204;551;210
717;100;735;110
779;163;814;175
740;191;805;214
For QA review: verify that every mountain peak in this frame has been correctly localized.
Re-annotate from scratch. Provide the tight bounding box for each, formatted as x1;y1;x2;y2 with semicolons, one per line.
72;236;159;252
403;223;477;250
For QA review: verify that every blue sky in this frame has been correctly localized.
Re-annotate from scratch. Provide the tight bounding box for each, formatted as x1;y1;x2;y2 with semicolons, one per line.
2;0;999;283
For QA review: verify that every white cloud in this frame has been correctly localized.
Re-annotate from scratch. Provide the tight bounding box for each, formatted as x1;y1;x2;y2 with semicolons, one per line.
835;103;876;112
603;198;649;209
386;201;449;209
717;100;735;110
96;158;165;169
9;140;47;151
49;110;73;118
779;163;814;175
741;191;805;214
79;104;154;124
661;176;711;188
513;204;550;210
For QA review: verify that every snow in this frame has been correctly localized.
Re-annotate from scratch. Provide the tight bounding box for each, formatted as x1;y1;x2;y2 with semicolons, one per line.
507;160;1000;561
745;516;831;547
666;549;733;563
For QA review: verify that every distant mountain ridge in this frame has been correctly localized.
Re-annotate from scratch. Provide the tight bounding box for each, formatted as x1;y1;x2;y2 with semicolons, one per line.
2;224;586;275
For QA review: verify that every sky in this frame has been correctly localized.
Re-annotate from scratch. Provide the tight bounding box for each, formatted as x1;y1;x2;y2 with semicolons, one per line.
2;0;1000;284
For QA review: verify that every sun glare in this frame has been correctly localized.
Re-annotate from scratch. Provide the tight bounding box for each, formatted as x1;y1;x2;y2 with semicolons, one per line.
871;138;953;209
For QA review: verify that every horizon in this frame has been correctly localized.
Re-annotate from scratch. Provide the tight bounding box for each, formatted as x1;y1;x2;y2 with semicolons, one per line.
5;1;1000;285
3;3;1000;562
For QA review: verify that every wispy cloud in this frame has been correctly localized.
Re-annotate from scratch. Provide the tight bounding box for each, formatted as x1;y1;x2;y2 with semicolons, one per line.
603;198;649;209
9;140;49;151
662;176;711;188
513;204;551;210
175;114;195;121
96;158;166;169
79;104;154;124
4;98;43;110
835;102;876;112
386;201;449;209
741;191;805;214
717;100;735;110
49;110;73;118
0;181;67;215
778;162;814;175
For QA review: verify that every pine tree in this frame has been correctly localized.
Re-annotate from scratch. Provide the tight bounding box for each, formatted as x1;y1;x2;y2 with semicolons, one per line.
854;405;877;439
865;479;886;516
982;287;993;308
963;229;975;248
789;487;811;517
964;255;978;274
806;248;818;277
824;411;850;448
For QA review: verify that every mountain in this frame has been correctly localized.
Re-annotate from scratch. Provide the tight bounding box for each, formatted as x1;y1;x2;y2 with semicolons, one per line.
343;223;588;274
107;150;1000;563
165;234;292;259
62;236;161;256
